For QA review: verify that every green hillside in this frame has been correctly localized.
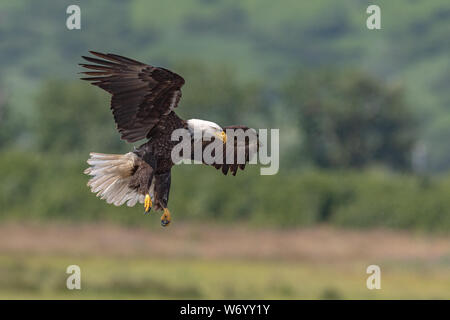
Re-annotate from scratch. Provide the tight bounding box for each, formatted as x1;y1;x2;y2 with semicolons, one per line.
1;0;450;170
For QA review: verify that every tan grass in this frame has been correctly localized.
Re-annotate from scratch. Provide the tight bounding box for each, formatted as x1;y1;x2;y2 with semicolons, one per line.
0;222;448;263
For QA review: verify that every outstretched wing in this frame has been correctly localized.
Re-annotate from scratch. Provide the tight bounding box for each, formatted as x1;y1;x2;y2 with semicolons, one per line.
203;125;259;176
80;51;185;143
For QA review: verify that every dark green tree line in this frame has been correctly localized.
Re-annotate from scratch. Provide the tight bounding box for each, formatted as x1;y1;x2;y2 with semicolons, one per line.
283;69;417;169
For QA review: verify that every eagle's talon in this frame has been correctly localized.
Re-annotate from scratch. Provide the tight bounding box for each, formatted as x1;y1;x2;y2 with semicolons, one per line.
144;194;152;214
161;208;171;227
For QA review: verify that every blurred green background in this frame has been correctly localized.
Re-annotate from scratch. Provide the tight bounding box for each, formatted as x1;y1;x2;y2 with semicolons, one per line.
0;0;449;299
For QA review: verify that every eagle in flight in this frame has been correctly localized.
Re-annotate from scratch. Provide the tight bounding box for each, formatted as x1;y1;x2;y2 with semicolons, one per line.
80;52;258;227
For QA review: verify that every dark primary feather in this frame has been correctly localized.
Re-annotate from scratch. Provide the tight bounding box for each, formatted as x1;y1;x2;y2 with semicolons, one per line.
80;51;185;143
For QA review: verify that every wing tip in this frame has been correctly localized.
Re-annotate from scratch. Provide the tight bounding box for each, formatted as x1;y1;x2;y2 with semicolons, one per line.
89;51;108;59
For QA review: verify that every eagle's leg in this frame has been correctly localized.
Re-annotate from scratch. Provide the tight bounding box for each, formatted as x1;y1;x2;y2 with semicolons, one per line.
144;194;152;214
161;208;171;227
153;170;172;227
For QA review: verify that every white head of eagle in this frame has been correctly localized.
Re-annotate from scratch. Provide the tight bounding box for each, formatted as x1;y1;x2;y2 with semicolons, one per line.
186;119;227;143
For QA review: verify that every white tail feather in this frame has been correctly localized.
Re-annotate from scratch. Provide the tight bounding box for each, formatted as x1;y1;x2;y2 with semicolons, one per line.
85;152;144;207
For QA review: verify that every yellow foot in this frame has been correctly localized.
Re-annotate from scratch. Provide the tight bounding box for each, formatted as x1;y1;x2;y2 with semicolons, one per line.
144;194;152;214
161;208;171;227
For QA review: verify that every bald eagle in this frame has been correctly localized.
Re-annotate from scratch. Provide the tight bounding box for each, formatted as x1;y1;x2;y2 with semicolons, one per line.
81;52;258;227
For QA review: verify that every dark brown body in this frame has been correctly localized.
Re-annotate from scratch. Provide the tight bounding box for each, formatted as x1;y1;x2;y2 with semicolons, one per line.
130;112;187;210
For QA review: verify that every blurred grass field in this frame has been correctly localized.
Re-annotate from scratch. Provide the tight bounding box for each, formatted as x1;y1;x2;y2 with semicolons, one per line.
1;223;449;299
2;255;450;299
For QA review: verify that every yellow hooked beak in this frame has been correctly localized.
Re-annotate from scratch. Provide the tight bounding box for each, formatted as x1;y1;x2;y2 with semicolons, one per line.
215;131;227;144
